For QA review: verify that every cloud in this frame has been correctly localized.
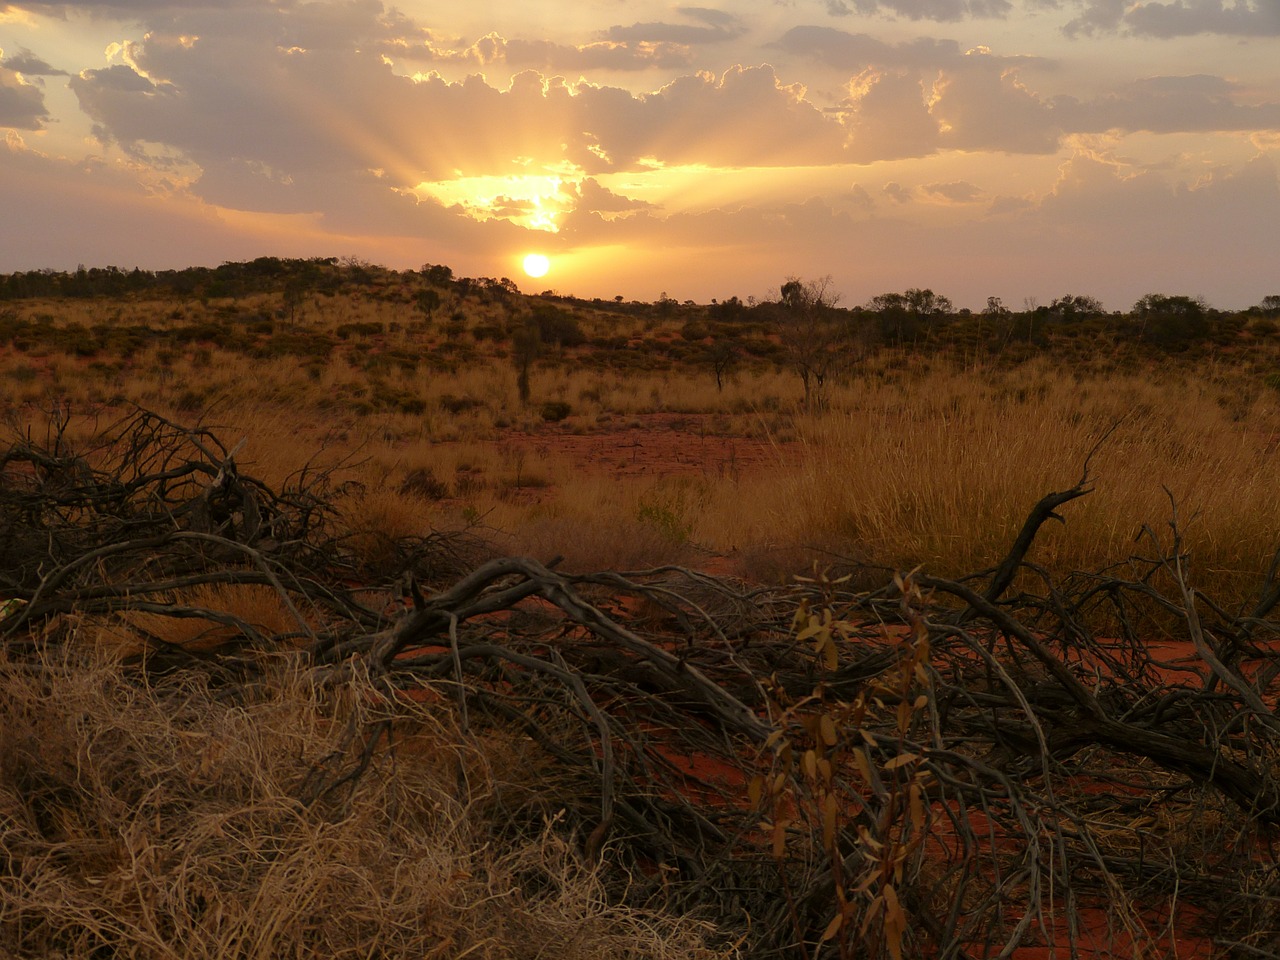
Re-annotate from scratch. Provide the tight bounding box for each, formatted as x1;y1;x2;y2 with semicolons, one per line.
0;125;523;274
570;177;656;215
931;60;1062;153
1059;0;1126;35
1;47;68;75
1064;0;1280;37
626;65;847;167
822;0;1013;22
844;182;876;212
921;179;984;202
882;181;912;203
987;193;1033;215
839;69;939;161
386;33;694;72
1058;74;1280;134
0;59;49;129
61;2;848;235
602;7;747;45
773;25;967;70
9;0;262;10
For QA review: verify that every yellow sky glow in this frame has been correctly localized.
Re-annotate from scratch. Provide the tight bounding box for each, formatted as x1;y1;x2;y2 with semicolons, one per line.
413;173;568;232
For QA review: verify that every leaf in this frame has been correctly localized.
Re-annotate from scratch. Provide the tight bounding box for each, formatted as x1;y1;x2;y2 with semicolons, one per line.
823;791;839;849
883;752;919;771
820;912;844;942
817;757;832;783
748;775;763;808
883;884;906;960
822;637;839;671
883;882;901;916
797;621;824;643
857;824;883;853
772;818;790;859
802;749;817;781
819;714;839;746
853;747;874;784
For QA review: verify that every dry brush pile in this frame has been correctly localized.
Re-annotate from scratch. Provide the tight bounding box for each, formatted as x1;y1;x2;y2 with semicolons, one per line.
2;408;1279;959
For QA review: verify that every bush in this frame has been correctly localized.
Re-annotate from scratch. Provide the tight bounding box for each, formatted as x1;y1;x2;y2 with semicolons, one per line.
400;466;450;499
540;401;572;422
439;394;481;414
533;308;586;348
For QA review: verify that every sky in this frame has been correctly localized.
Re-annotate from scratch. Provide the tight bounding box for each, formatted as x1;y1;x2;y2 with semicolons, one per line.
1;1;1278;310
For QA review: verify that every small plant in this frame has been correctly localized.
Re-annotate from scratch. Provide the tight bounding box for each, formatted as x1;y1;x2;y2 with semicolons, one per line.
635;482;705;545
400;467;450;500
540;400;571;422
751;570;935;960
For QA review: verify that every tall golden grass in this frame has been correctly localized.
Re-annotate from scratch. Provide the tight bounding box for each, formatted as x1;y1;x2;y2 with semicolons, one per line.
762;361;1280;601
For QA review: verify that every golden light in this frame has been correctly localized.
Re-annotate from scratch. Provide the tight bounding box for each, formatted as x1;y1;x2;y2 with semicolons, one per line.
523;253;550;278
412;174;568;232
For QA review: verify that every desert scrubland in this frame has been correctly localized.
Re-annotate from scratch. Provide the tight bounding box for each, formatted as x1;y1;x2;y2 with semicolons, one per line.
3;259;1279;958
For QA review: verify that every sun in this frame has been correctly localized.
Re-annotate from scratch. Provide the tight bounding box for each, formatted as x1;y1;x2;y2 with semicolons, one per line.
522;253;550;279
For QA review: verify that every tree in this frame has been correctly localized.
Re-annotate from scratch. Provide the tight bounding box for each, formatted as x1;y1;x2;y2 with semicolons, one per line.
904;288;953;317
421;263;453;286
709;296;746;324
983;296;1010;316
707;340;738;392
1132;293;1208;348
1257;295;1280;317
867;288;953;343
777;276;847;410
1044;294;1105;321
512;319;541;405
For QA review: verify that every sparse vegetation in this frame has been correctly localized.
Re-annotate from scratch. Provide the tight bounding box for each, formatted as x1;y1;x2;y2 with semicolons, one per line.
3;259;1280;958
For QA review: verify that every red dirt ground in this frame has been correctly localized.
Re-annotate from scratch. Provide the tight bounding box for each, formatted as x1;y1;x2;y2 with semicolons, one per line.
489;412;785;484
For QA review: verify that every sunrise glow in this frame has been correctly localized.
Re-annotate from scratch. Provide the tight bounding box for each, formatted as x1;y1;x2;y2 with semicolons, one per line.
1;1;1277;307
412;174;568;233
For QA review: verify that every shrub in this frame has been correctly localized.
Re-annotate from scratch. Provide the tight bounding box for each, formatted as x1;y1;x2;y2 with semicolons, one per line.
533;307;587;348
439;394;481;415
400;466;450;500
540;401;572;422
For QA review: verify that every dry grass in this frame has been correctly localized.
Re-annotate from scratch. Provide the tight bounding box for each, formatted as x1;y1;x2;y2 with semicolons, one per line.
0;641;731;959
763;360;1280;603
6;285;1280;604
